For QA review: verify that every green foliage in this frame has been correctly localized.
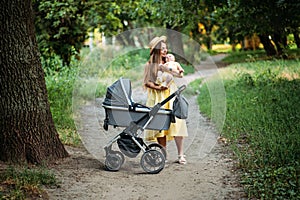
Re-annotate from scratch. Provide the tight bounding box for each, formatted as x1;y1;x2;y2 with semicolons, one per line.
242;163;300;200
133;0;225;49
45;65;77;129
99;48;149;81
183;78;202;96
197;81;211;118
0;166;57;199
181;63;195;75
34;0;90;65
89;1;123;36
223;49;300;64
217;0;300;55
33;0;300;67
198;58;300;199
44;56;81;145
222;50;268;64
78;47;149;100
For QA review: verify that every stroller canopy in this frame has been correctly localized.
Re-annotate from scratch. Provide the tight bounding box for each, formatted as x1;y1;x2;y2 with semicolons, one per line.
103;78;133;107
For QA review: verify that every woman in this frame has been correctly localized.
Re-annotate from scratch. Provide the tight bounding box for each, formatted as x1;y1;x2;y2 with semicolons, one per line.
143;36;188;164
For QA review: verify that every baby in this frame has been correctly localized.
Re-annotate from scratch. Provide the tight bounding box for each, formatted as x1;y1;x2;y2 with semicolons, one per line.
156;54;184;87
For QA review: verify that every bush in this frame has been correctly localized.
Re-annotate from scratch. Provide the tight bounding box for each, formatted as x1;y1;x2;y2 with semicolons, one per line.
44;56;81;145
0;166;57;199
198;59;300;199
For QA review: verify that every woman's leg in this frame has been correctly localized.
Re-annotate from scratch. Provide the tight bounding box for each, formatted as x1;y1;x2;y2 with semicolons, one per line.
174;136;187;164
174;136;184;155
157;136;167;148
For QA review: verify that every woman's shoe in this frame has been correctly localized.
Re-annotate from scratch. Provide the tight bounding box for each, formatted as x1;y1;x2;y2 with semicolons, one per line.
177;155;187;165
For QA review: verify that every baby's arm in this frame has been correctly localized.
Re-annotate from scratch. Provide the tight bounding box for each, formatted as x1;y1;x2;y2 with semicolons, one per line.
176;62;184;73
163;62;184;78
156;71;163;84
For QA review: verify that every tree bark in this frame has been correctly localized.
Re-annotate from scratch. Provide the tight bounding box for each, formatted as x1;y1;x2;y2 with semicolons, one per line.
0;0;68;164
258;34;277;56
273;33;286;56
166;26;187;64
205;25;213;50
293;31;300;48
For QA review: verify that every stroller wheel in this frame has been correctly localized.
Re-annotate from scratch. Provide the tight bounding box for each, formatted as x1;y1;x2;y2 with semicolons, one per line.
103;121;108;131
140;149;165;174
105;151;124;171
147;143;167;159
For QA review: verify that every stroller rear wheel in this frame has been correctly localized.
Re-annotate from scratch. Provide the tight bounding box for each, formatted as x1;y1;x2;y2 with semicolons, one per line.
140;149;165;174
105;151;125;171
147;143;167;159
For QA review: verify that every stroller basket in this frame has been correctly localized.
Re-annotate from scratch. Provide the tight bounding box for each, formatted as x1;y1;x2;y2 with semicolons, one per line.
117;133;143;158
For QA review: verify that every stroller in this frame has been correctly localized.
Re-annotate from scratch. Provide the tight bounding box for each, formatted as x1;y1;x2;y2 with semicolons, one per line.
102;78;186;174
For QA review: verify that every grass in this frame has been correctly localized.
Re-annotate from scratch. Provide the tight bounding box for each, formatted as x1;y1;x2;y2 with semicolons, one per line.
0;166;57;200
222;48;300;64
183;78;202;96
197;54;300;199
44;61;81;146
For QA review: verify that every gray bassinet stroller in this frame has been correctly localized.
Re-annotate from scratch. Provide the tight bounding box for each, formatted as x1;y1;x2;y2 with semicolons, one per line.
102;78;186;174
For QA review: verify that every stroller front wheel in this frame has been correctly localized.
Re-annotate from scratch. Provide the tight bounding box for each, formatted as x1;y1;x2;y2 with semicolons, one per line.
105;151;124;171
140;149;165;174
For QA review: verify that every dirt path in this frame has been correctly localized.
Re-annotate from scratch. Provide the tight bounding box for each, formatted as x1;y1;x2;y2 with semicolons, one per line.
46;54;246;200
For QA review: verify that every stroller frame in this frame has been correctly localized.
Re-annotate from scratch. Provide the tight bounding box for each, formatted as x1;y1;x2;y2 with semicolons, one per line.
103;78;186;174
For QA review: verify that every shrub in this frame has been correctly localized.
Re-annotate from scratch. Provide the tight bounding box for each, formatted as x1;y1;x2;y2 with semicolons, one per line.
198;59;300;199
0;166;57;199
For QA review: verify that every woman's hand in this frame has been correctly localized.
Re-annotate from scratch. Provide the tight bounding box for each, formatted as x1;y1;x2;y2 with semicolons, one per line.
146;81;168;90
159;85;168;90
158;64;164;70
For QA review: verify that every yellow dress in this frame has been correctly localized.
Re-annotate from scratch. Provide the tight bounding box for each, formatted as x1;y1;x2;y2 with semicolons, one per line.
144;80;188;141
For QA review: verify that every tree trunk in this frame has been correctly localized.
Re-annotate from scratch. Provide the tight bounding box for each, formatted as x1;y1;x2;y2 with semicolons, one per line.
205;26;213;50
166;25;187;64
293;31;300;48
258;34;277;56
273;33;286;56
0;0;68;164
205;34;213;50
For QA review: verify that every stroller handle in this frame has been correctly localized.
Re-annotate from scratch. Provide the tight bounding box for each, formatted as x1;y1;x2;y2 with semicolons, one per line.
160;85;186;107
177;85;186;94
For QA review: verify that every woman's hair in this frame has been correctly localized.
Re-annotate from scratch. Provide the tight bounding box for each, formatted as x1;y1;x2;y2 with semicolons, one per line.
143;41;164;86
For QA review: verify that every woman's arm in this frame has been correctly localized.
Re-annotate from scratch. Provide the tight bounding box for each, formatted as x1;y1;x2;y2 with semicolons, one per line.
145;81;168;90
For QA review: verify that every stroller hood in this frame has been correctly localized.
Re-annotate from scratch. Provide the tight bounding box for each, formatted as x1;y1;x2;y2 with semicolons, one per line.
103;78;133;107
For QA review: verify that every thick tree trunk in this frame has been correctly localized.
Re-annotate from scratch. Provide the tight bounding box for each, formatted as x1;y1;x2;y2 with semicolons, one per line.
273;33;286;56
259;34;277;56
0;0;68;164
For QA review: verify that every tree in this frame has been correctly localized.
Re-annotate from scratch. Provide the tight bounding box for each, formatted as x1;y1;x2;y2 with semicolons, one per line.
0;0;68;164
131;0;189;62
133;0;226;55
219;0;300;56
34;0;90;66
